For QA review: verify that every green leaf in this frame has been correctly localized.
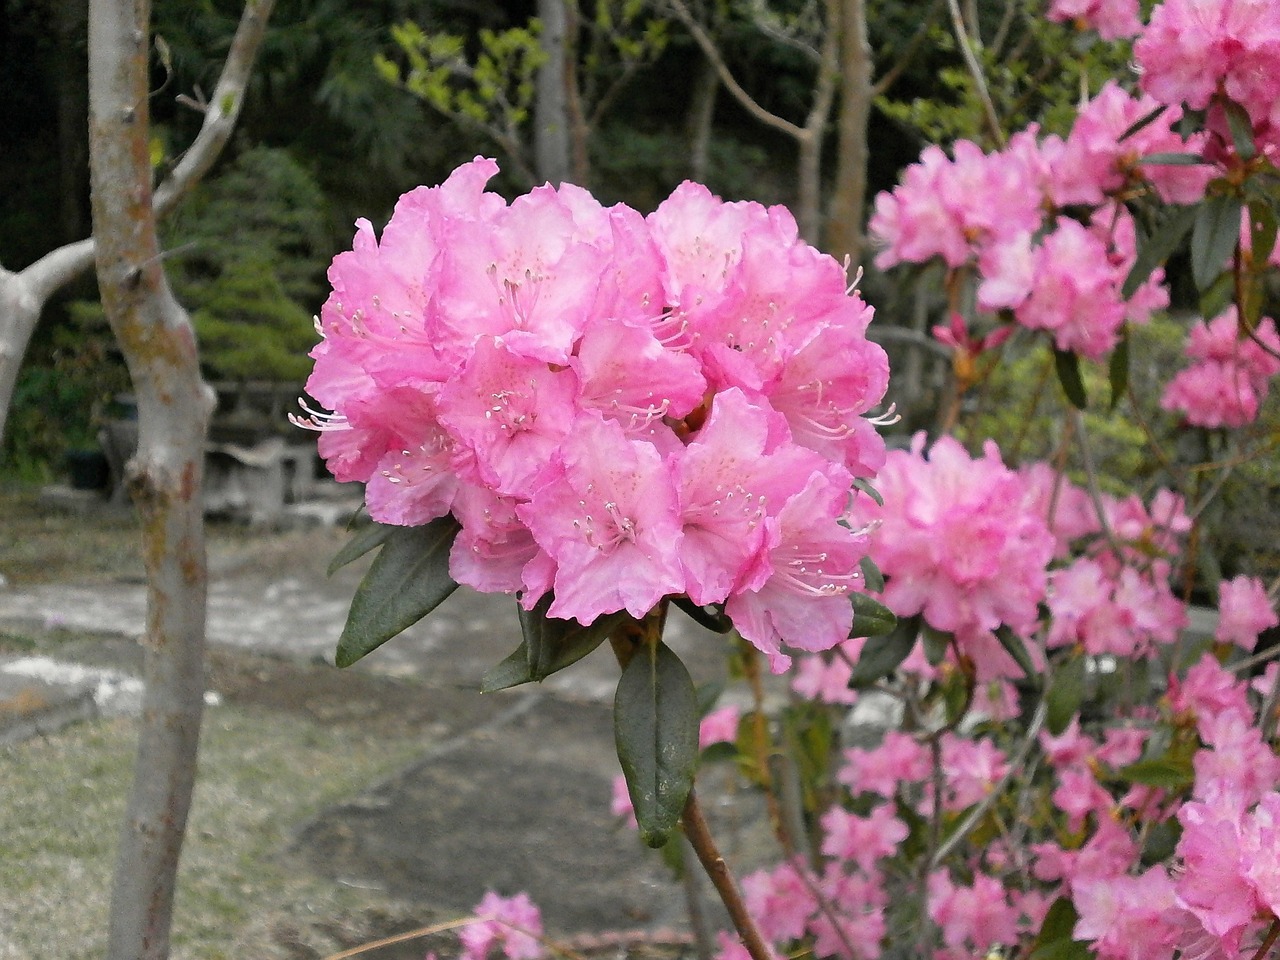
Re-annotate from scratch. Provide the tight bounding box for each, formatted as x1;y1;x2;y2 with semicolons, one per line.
521;595;627;681
480;641;534;693
673;596;734;633
481;598;627;692
850;592;897;638
327;521;396;576
1198;270;1235;320
994;625;1041;686
334;516;461;668
1029;898;1093;960
1118;103;1167;142
1191;193;1244;291
1224;98;1257;161
1118;754;1195;791
1123;205;1196;298
852;477;884;507
1053;348;1088;410
851;622;916;686
1107;326;1130;412
922;625;951;666
859;556;885;593
614;642;700;848
1246;197;1278;267
1138;152;1208;166
1046;654;1087;735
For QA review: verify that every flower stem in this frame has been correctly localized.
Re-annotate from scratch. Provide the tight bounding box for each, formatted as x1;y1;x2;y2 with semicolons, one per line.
681;787;774;960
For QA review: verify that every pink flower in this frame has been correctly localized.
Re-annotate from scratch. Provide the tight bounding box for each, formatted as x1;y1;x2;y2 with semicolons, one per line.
791;641;861;704
939;733;1009;811
840;730;931;798
699;704;741;748
1216;575;1278;648
1072;867;1180;960
1161;309;1280;428
820;803;908;872
864;435;1055;679
928;872;1021;952
1047;0;1142;38
742;862;817;942
519;415;684;624
459;892;544;960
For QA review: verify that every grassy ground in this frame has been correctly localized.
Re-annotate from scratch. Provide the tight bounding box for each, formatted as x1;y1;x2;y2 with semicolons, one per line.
0;490;447;959
0;634;444;960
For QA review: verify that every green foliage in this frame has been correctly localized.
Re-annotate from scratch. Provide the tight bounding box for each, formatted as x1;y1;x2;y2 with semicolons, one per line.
163;146;333;383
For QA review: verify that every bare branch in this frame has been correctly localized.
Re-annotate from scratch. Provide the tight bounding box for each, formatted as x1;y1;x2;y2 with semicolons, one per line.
665;0;806;141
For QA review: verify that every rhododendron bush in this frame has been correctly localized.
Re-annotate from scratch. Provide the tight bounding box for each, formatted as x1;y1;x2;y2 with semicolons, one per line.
300;1;1280;958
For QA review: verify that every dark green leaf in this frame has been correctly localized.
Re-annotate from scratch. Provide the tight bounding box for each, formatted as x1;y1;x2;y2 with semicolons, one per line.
1246;198;1278;267
1029;898;1093;960
1139;152;1208;166
994;625;1041;686
696;680;726;717
1224;98;1257;161
614;642;700;848
853;477;884;507
1108;326;1130;412
1118;103;1167;142
1198;270;1235;320
480;641;534;693
673;596;734;633
1053;349;1088;410
859;556;885;593
1046;654;1087;735
850;592;897;638
327;521;395;576
1118;754;1195;790
1191;194;1244;291
851;623;916;686
335;516;461;667
521;594;627;681
1123;205;1197;298
922;625;950;666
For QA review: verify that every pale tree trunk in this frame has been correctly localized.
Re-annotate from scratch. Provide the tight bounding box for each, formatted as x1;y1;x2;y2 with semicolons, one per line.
85;2;273;958
827;0;873;266
536;0;572;184
795;0;839;245
0;0;271;454
686;56;719;183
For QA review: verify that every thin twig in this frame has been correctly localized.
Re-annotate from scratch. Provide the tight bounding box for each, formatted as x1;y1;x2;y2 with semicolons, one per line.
1248;918;1280;960
682;789;775;960
943;0;1004;146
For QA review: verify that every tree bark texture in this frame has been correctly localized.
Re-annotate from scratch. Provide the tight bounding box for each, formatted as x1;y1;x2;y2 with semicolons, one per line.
0;0;271;453
827;0;873;266
86;1;271;957
535;0;572;185
685;56;719;183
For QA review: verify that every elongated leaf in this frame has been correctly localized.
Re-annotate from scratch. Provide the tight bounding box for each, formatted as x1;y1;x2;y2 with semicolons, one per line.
995;625;1040;686
859;556;885;593
480;641;534;693
1118;754;1195;791
1198;270;1235;320
850;592;897;638
922;625;950;666
1122;205;1196;298
851;622;916;686
327;521;396;576
1053;349;1088;410
673;596;735;633
1108;326;1130;412
1246;197;1278;267
335;516;461;667
1046;654;1087;735
1029;898;1092;960
1224;99;1256;161
615;642;699;848
1139;152;1208;166
1191;193;1244;291
1118;103;1166;142
521;596;627;681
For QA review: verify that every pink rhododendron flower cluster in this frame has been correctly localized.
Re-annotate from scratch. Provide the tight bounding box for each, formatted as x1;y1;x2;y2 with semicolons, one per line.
1046;0;1141;38
459;891;544;960
302;159;890;670
1215;575;1279;648
1135;0;1280;156
854;434;1055;680
1160;308;1280;428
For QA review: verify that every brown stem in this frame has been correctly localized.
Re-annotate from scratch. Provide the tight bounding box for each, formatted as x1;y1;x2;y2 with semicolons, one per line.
1248;918;1280;960
681;788;775;960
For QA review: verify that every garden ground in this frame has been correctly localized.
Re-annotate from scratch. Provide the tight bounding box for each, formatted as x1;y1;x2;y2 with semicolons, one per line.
0;491;763;960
